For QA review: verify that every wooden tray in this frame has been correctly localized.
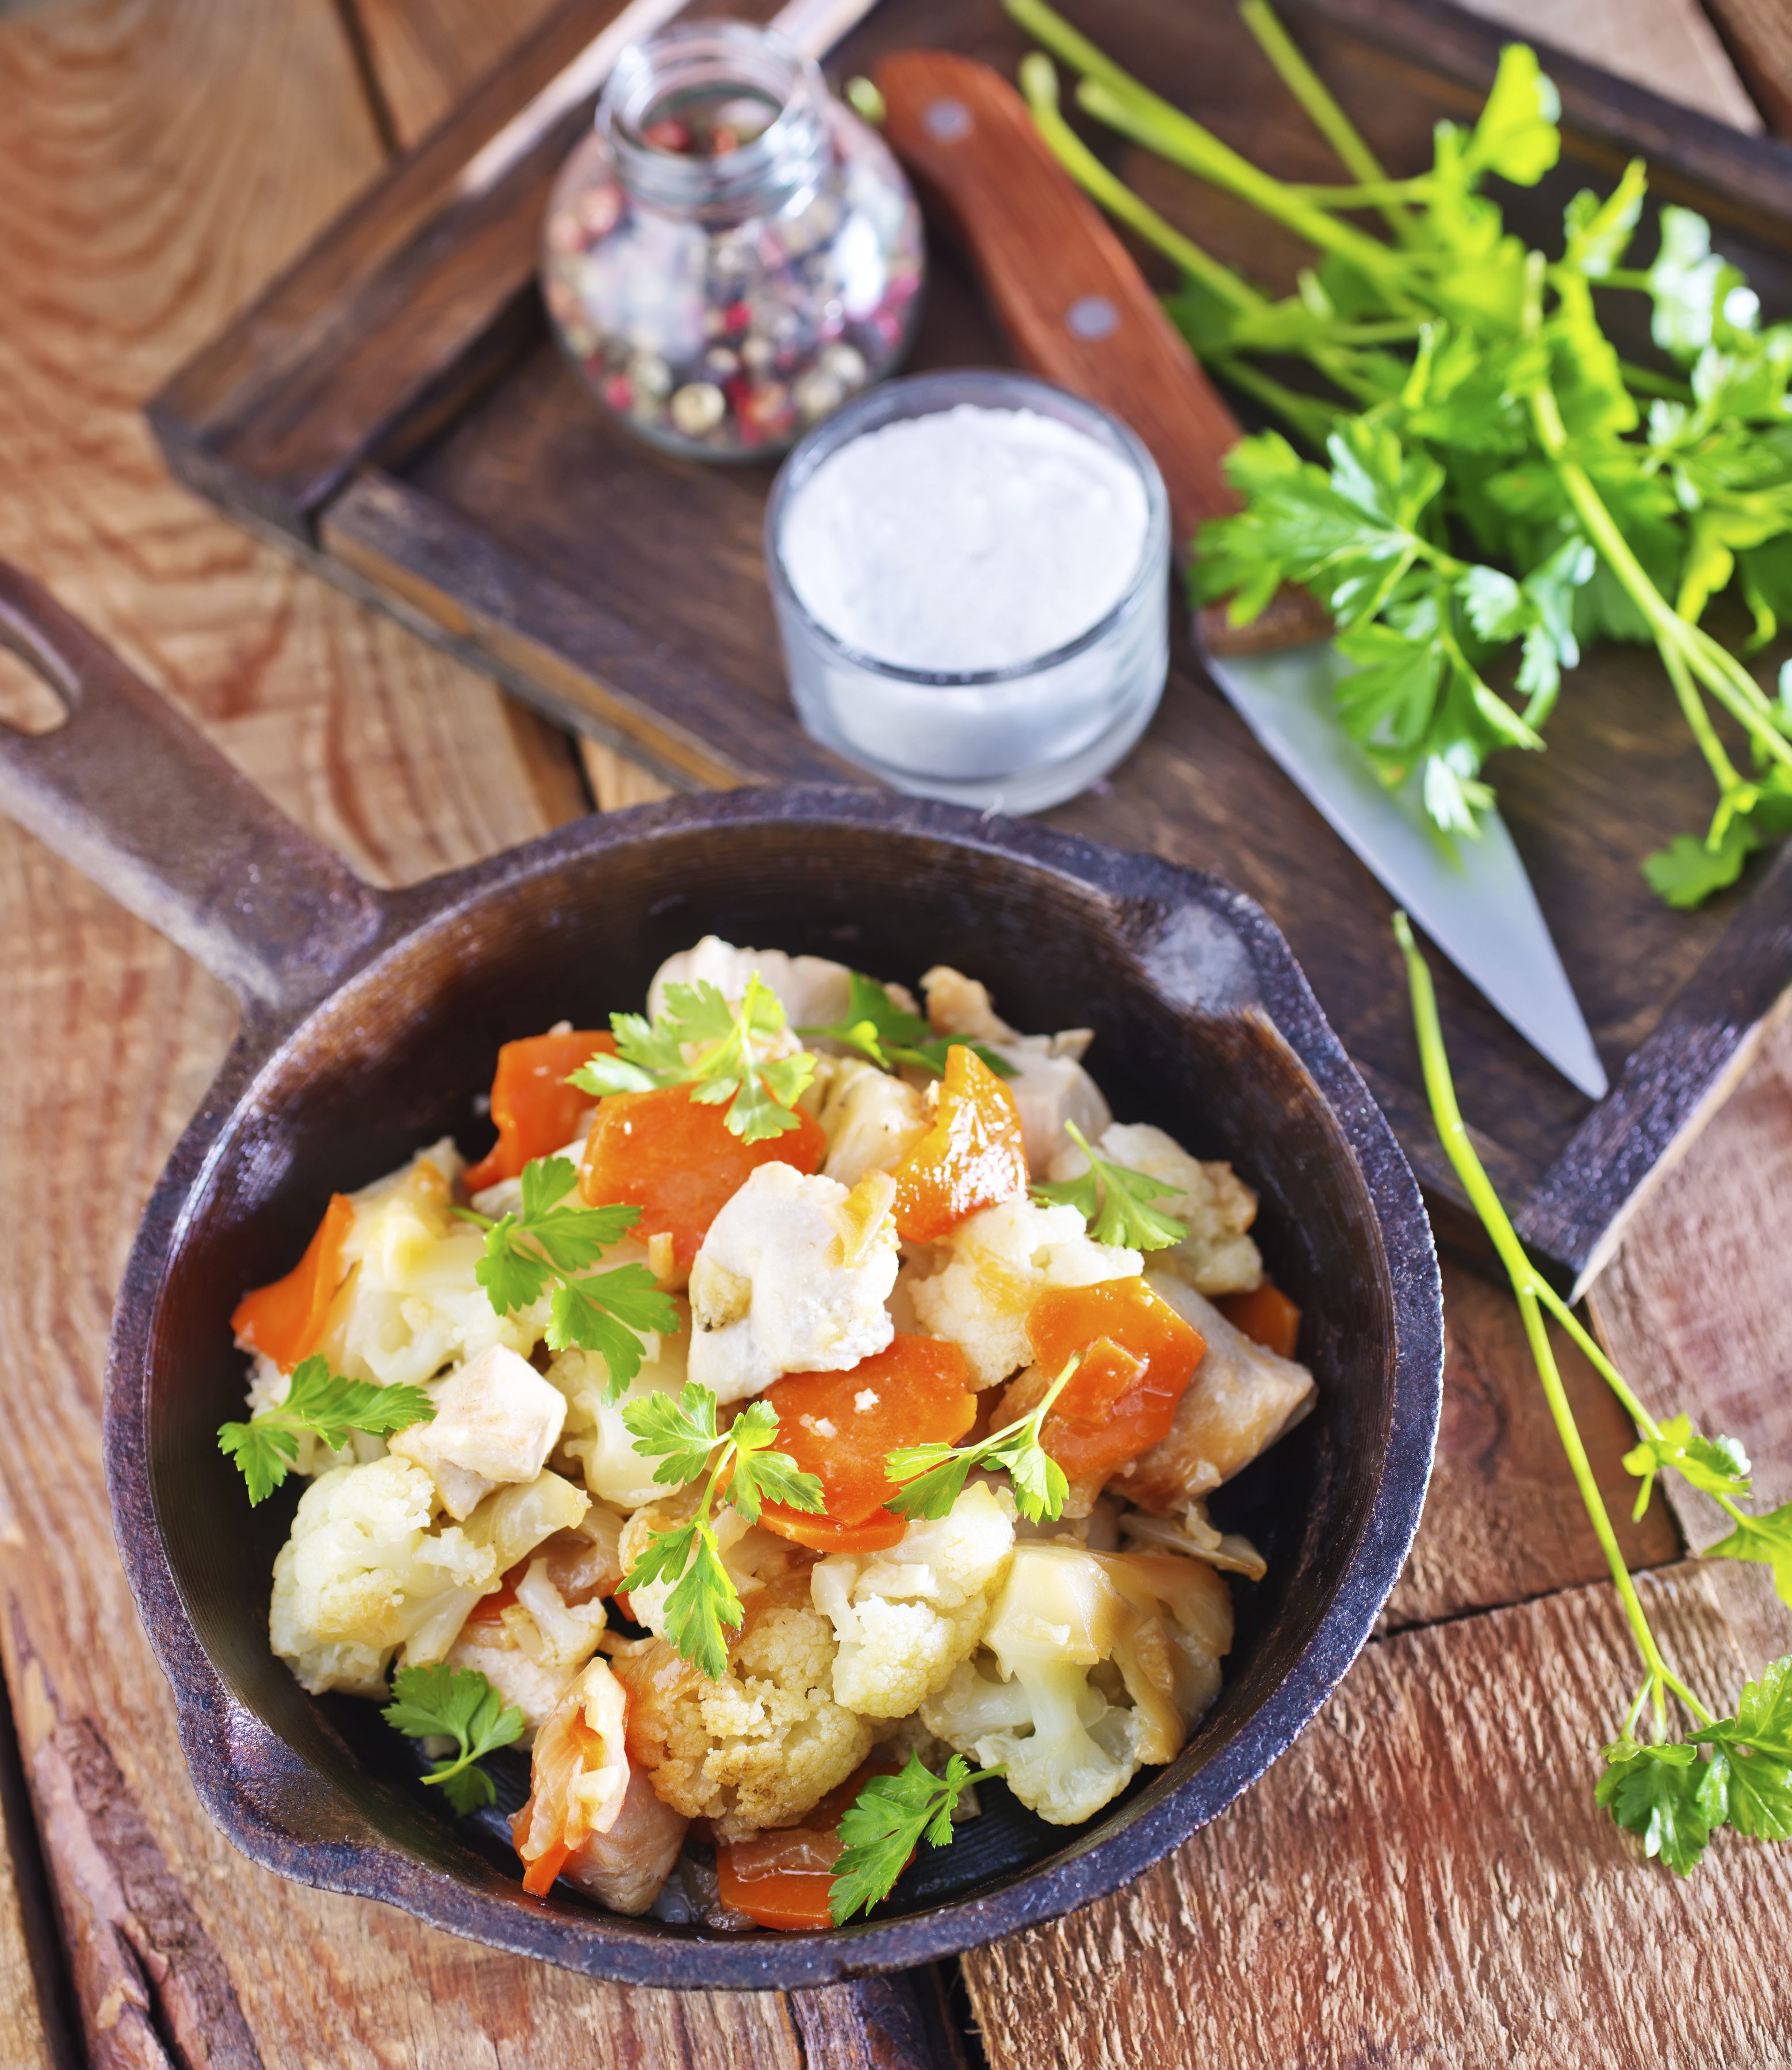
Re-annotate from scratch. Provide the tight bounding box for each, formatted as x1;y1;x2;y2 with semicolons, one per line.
147;0;1792;1288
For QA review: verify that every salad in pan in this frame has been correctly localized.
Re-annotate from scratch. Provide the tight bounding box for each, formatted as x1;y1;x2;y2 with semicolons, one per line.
220;939;1315;1929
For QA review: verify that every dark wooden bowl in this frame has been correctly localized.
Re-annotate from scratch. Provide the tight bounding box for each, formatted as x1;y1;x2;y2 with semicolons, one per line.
0;562;1442;1988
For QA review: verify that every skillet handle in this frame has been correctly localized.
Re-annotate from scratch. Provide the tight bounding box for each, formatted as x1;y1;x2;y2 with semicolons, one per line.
0;560;384;1009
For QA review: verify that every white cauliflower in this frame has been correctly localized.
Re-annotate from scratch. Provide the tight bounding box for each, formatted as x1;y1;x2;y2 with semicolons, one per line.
648;936;856;1036
905;1196;1140;1390
810;1481;1016;1718
920;1543;1231;1825
269;1460;587;1697
443;1630;583;1743
316;1141;547;1390
687;1164;898;1401
546;1314;695;1510
920;967;1111;1175
806;1054;929;1187
1051;1122;1262;1296
388;1343;568;1519
617;1506;805;1646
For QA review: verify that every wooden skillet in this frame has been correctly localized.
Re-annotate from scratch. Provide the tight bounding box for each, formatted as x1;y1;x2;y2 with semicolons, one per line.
0;558;1439;1985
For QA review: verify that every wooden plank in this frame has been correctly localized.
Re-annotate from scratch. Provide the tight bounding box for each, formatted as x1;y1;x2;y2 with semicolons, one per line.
351;0;568;147
0;1601;67;2070
1703;0;1792;137
963;1556;1792;2068
0;2;802;2060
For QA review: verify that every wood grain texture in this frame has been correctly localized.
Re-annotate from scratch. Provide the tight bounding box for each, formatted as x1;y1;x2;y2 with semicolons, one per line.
1692;0;1792;136
352;0;567;147
964;1557;1792;2070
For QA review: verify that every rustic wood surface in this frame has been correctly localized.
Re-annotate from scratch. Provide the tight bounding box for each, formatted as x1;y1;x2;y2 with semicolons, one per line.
0;2;1790;2069
1704;0;1792;136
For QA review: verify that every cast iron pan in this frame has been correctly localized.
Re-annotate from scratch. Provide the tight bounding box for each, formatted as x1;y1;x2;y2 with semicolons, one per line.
0;559;1443;1988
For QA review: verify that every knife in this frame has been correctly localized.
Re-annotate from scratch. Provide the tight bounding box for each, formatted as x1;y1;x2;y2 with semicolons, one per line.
875;49;1608;1103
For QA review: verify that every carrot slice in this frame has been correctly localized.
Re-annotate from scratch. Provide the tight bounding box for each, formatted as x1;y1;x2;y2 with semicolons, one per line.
717;1755;903;1930
231;1194;355;1373
1216;1281;1302;1360
758;1334;975;1548
577;1083;825;1268
463;1030;615;1193
1023;1278;1205;1483
889;1045;1028;1244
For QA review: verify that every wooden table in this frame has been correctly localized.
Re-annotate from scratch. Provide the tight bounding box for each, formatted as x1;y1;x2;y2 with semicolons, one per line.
2;1;1790;2064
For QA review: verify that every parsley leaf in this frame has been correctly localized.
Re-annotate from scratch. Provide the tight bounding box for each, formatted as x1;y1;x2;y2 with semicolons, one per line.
798;970;1017;1080
462;1156;677;1394
619;1382;824;1681
1641;822;1759;908
571;974;815;1141
887;1354;1080;1526
828;1751;1004;1925
1708;1502;1792;1611
217;1356;434;1505
1595;1739;1710;1875
1029;1120;1188;1251
1621;1412;1751;1520
381;1661;526;1816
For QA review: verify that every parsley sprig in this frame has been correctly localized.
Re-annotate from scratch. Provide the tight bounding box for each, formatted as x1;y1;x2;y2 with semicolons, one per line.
381;1661;525;1816
1399;910;1792;1874
619;1383;824;1681
570;975;815;1143
798;969;1017;1080
886;1354;1081;1525
455;1155;678;1392
1029;1120;1189;1251
828;1751;1003;1924
217;1355;434;1505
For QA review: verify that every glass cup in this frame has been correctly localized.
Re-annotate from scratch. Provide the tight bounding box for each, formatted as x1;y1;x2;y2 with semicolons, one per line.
764;370;1171;812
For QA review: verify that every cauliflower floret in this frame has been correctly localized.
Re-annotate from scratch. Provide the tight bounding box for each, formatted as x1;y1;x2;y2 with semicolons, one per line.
905;1197;1140;1390
1051;1122;1262;1296
614;1574;874;1841
806;1054;930;1188
546;1312;694;1510
316;1141;547;1390
648;936;856;1036
810;1481;1016;1717
1117;1270;1316;1512
617;1505;808;1645
688;1164;898;1401
444;1629;583;1743
388;1343;567;1519
920;967;1111;1175
920;1543;1231;1825
269;1460;588;1697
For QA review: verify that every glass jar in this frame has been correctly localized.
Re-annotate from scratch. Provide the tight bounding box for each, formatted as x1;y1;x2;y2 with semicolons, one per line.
541;21;925;461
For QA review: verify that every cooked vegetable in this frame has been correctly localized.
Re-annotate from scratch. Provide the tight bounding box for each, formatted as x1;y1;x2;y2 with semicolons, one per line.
382;1659;526;1816
828;1750;1001;1925
889;1045;1030;1243
1048;1121;1263;1294
798;967;1016;1079
1030;1120;1188;1251
462;1029;615;1193
231;1193;354;1372
886;1353;1082;1525
218;1355;434;1505
1216;1280;1302;1360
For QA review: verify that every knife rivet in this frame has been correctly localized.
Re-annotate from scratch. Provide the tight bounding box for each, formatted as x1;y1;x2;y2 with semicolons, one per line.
1066;294;1119;339
922;97;972;141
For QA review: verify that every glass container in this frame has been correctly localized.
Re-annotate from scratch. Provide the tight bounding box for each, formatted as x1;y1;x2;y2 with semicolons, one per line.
765;371;1171;813
541;21;924;461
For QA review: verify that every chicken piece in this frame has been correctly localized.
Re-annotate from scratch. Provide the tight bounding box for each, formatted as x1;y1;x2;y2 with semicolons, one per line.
920;967;1111;1176
904;1196;1140;1390
806;1055;931;1188
648;936;856;1035
687;1164;898;1402
563;1764;691;1914
1114;1270;1316;1512
389;1343;568;1520
1051;1122;1263;1297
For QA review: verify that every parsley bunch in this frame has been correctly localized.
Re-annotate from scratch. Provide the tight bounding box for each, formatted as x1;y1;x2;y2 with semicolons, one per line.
1030;1120;1188;1250
828;1751;1002;1923
571;974;814;1143
218;1356;434;1505
619;1382;824;1681
798;968;1016;1079
457;1154;678;1390
886;1354;1081;1525
381;1661;525;1815
1012;0;1792;903
1398;910;1792;1874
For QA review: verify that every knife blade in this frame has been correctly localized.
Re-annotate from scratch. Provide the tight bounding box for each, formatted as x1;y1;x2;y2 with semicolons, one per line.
876;49;1607;1101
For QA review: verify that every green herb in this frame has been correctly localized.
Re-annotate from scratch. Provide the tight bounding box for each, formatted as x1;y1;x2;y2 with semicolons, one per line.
798;968;1017;1079
217;1356;434;1505
886;1354;1081;1525
455;1155;677;1391
570;973;815;1141
1029;1119;1188;1250
828;1751;1003;1924
1010;0;1792;902
1397;907;1792;1873
619;1382;825;1681
381;1661;526;1815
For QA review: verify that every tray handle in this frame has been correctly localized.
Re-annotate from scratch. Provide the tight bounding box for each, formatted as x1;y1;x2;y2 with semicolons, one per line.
0;561;385;1010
